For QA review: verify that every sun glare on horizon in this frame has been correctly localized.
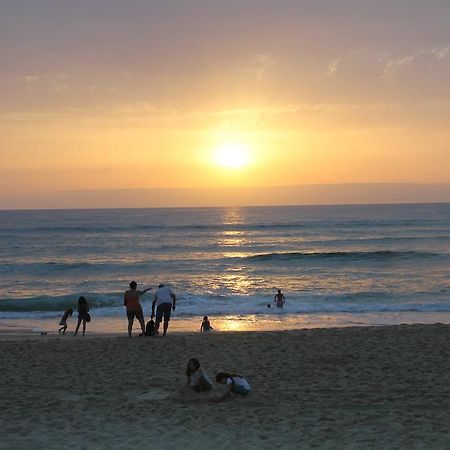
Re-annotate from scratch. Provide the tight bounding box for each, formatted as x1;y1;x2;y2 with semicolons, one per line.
213;142;251;169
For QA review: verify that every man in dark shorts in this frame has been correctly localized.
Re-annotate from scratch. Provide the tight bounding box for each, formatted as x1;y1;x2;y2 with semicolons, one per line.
124;281;151;337
274;289;286;308
151;284;176;336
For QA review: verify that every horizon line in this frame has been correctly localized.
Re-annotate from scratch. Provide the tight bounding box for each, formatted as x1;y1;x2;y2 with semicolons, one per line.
2;183;450;211
2;200;450;213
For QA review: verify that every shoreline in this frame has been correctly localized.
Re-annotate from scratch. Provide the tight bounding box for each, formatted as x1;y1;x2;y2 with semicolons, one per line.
1;323;449;449
1;321;449;342
1;311;449;339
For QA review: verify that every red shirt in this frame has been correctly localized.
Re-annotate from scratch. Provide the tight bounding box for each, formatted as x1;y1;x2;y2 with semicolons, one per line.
124;290;143;311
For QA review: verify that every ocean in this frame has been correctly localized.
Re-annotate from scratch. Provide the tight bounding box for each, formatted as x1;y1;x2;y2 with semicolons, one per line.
1;203;449;332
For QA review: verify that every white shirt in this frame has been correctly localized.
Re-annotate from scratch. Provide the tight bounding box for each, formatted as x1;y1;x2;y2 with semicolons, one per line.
227;376;250;391
189;367;213;387
154;286;174;306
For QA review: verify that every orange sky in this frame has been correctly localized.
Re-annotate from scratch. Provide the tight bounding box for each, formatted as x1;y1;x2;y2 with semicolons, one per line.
1;1;449;208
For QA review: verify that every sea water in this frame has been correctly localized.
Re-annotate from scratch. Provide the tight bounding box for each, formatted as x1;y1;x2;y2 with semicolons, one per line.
1;204;449;332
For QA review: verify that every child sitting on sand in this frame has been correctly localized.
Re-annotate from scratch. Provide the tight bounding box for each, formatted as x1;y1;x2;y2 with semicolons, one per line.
58;308;73;335
213;372;251;402
186;358;213;392
145;319;155;336
200;315;214;332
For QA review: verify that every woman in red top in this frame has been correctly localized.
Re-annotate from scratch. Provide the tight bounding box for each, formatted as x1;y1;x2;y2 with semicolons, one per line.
124;281;151;337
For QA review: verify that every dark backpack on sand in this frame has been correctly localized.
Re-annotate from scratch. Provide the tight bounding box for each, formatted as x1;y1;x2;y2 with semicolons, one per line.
145;320;155;336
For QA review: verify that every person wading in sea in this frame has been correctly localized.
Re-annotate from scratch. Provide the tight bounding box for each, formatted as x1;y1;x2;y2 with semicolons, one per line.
274;289;286;308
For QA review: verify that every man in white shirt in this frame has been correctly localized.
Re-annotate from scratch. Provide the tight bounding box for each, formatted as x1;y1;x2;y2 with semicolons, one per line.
151;283;177;336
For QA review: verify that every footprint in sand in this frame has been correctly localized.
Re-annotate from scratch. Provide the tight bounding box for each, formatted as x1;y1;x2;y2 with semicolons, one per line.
137;390;170;401
61;393;84;402
125;390;170;401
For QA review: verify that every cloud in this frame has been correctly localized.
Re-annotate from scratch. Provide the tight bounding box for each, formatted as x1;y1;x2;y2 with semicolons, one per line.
383;46;450;79
22;75;39;90
326;58;340;76
19;72;72;93
249;53;276;81
54;83;70;93
431;47;450;59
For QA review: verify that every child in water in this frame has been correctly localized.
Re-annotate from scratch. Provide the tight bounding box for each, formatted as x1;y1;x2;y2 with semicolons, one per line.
213;372;251;402
200;315;214;332
58;308;73;334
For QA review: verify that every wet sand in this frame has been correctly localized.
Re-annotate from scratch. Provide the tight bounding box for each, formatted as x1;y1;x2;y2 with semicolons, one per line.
1;324;449;449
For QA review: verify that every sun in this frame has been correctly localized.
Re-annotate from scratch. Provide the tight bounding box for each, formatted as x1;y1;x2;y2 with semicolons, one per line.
213;142;251;169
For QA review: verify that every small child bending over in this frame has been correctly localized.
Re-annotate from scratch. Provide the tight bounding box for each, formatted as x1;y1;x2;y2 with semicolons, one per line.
213;372;251;402
58;308;73;335
200;315;214;332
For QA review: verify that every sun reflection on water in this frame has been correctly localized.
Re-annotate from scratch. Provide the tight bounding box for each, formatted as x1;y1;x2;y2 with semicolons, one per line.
218;212;251;258
219;318;246;331
222;208;244;226
220;273;254;294
213;315;271;332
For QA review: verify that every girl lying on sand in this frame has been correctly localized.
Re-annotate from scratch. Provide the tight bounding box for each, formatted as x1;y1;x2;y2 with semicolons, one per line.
212;372;251;402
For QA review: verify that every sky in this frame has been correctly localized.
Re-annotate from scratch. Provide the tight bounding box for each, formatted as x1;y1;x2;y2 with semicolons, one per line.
1;0;450;208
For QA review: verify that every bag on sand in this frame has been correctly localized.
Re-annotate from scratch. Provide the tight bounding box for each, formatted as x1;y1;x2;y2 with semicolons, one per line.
145;320;155;336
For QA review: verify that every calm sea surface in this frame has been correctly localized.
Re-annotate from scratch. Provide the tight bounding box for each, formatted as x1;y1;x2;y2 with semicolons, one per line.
1;204;449;330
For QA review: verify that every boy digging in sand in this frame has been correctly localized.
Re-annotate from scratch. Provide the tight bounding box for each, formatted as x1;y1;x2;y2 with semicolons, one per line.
212;372;251;402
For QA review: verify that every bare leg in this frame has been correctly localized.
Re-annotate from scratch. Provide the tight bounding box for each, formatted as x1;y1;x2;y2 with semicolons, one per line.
155;322;160;334
128;318;134;337
163;320;169;336
138;316;145;336
74;318;82;336
82;319;86;336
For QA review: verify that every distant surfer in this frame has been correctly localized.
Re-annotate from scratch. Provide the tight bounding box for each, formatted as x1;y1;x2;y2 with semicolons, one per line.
274;289;285;308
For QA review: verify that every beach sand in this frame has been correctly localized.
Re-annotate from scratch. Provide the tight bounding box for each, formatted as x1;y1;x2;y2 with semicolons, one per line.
1;324;449;449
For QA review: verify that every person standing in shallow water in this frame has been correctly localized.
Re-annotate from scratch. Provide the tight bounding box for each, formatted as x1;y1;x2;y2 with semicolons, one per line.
151;283;176;336
124;281;151;338
274;289;285;308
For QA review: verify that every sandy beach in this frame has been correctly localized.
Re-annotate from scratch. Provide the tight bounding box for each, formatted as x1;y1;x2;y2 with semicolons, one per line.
1;324;449;449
